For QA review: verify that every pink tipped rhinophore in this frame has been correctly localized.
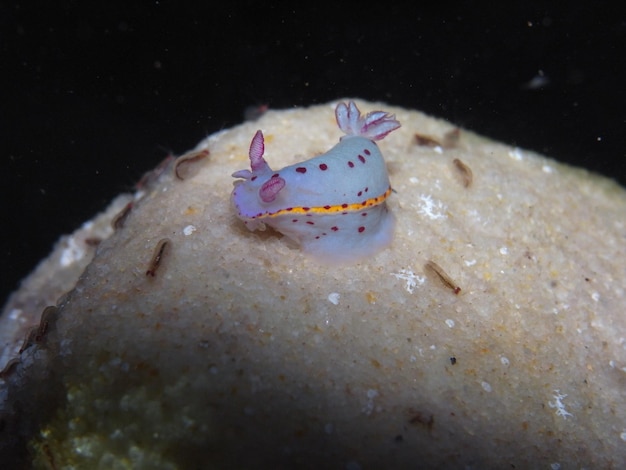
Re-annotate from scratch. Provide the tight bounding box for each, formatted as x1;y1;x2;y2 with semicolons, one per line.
231;101;401;263
248;130;268;172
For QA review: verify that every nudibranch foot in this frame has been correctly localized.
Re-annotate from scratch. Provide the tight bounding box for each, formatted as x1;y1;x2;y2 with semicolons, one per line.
297;207;395;265
231;101;401;264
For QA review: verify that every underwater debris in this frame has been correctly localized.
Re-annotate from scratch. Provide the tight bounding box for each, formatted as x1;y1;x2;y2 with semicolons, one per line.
18;306;59;354
174;149;210;180
0;358;20;380
112;202;134;230
424;260;461;295
414;132;441;148
452;158;473;188
146;238;171;277
136;155;175;190
414;128;460;149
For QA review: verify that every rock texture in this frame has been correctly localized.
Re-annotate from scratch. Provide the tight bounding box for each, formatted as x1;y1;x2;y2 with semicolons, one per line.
1;100;625;468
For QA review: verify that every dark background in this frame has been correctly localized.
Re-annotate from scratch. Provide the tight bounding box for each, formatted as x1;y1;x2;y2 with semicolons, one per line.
2;1;625;307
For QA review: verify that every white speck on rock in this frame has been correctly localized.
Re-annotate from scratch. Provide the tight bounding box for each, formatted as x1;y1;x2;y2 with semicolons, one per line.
550;463;561;470
60;236;86;267
591;292;600;302
8;309;23;321
481;381;492;392
548;390;573;419
499;246;509;255
620;431;626;442
183;224;197;236
328;292;340;305
542;165;554;174
508;147;524;160
390;269;425;294
500;356;510;366
445;319;455;328
362;389;379;415
416;194;447;220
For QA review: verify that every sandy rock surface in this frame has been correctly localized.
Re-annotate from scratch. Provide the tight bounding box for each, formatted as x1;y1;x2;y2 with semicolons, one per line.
1;100;625;468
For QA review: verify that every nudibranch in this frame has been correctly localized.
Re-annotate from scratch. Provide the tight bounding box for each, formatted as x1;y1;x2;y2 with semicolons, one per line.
231;101;401;263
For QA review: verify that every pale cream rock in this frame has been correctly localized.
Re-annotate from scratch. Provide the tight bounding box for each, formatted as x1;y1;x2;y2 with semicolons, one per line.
1;100;625;468
0;194;133;369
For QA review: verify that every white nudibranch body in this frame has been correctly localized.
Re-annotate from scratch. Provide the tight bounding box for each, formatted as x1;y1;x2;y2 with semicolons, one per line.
231;101;400;263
